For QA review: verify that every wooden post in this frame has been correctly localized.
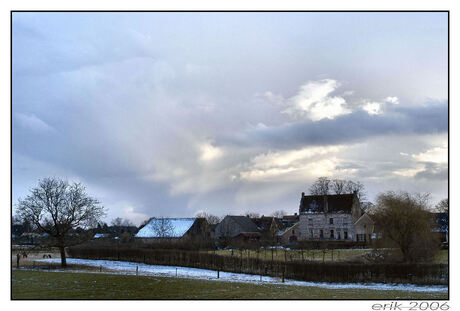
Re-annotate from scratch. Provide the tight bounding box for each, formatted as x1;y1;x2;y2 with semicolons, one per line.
100;265;102;272
176;268;178;277
16;254;20;269
260;274;262;282
136;265;138;276
217;269;220;279
282;270;285;283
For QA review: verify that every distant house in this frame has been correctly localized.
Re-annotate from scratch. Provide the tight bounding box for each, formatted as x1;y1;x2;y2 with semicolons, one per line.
433;212;448;243
281;214;299;227
92;233;110;239
251;216;285;242
214;215;259;239
279;222;300;245
135;217;209;241
298;192;374;243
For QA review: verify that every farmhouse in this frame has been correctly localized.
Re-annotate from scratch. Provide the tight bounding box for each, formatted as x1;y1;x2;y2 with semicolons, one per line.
214;215;259;239
298;192;374;243
135;217;210;241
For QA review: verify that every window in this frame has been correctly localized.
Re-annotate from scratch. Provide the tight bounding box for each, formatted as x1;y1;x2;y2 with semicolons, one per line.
330;229;334;239
344;231;348;239
357;234;366;242
292;230;295;234
320;229;323;238
337;232;341;240
329;218;333;224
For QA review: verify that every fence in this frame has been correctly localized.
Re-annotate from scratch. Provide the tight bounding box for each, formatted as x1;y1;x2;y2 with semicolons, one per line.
67;246;448;285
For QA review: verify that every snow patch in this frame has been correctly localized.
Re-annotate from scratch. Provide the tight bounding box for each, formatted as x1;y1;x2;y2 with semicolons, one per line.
37;258;447;293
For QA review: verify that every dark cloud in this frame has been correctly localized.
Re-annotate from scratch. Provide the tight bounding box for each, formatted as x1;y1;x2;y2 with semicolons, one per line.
414;162;448;181
222;103;447;149
12;13;448;222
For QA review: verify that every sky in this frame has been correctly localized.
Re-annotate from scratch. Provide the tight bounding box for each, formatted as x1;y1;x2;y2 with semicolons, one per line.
12;12;448;225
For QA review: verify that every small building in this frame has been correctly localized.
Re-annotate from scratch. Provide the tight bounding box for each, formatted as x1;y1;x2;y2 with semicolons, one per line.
298;192;374;243
279;222;301;245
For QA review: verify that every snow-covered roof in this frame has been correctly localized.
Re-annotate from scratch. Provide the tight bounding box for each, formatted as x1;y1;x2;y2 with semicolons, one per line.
93;233;109;239
135;218;196;238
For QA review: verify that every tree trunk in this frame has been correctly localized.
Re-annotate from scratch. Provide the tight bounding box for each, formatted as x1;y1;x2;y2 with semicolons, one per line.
59;246;67;267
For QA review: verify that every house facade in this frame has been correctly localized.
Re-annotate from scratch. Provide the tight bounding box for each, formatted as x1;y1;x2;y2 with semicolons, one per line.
298;192;374;243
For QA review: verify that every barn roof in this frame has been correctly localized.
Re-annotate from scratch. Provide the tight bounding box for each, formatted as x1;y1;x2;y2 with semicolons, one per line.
226;216;259;232
135;218;196;238
300;193;355;214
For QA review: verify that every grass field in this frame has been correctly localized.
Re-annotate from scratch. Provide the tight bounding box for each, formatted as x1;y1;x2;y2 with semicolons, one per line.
12;270;447;299
208;249;449;264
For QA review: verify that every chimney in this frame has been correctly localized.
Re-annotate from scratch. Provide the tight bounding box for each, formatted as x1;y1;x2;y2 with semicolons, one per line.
302;192;305;198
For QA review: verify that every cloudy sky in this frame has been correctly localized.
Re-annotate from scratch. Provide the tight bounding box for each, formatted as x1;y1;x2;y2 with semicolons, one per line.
12;12;448;225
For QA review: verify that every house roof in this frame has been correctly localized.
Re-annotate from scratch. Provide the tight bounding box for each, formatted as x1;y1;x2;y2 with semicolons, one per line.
354;213;374;226
250;216;285;232
135;218;196;238
299;193;355;214
227;216;259;232
279;222;299;237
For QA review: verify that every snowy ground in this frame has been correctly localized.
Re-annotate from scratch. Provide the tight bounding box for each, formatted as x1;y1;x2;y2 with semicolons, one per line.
36;258;447;293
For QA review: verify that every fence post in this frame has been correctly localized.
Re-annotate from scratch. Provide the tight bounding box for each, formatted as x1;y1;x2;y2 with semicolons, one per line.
282;269;285;283
16;254;20;269
176;268;178;277
136;265;138;276
217;269;220;279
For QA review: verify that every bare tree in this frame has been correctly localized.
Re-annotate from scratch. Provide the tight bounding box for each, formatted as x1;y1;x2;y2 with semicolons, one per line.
151;218;174;238
344;180;367;202
371;191;438;262
309;177;331;195
195;211;221;225
111;217;123;227
121;219;134;227
360;201;375;213
244;211;260;218
331;179;346;194
271;210;287;218
15;177;105;267
435;198;448;213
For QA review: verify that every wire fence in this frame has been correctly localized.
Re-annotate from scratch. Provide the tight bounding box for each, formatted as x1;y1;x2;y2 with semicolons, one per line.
67;246;447;285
